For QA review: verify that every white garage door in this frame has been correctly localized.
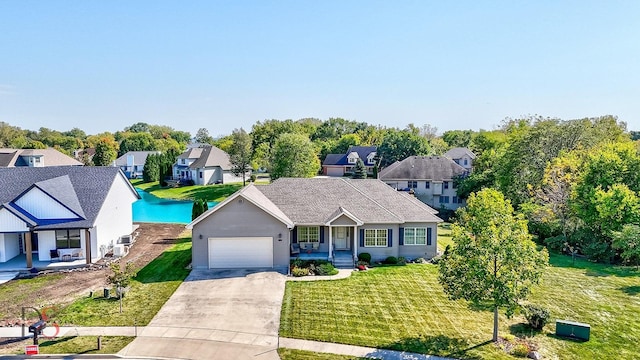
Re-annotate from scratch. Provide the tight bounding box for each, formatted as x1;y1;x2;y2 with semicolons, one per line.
326;167;344;176
208;237;273;268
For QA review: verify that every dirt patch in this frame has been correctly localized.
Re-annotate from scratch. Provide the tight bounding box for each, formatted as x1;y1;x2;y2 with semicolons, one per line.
0;223;187;327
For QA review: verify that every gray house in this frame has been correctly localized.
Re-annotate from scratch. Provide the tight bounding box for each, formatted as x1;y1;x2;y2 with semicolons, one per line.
173;145;243;185
187;178;442;270
113;151;161;179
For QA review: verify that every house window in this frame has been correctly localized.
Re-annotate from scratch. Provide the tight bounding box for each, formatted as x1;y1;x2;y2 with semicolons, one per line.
199;172;203;179
453;196;458;204
404;227;427;245
298;226;320;243
464;159;468;165
408;181;417;189
440;196;450;204
348;157;357;164
425;182;430;189
56;229;81;249
444;181;449;189
364;229;387;247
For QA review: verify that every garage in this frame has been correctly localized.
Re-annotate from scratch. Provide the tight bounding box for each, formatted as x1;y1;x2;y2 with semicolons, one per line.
208;237;273;268
325;167;344;177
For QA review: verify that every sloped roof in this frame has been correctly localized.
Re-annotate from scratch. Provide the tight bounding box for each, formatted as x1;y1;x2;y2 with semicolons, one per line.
0;148;83;167
444;147;476;160
0;167;139;230
259;178;441;225
322;146;377;166
176;145;232;170
379;156;468;181
114;151;161;166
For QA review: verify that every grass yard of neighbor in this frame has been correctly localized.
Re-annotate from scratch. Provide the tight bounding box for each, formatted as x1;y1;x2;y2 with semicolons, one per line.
132;179;242;202
437;223;453;252
21;336;134;355
278;348;374;360
52;235;192;326
280;253;640;360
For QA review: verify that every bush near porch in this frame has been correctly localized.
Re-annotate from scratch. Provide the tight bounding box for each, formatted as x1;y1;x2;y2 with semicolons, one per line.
280;254;640;360
291;259;338;277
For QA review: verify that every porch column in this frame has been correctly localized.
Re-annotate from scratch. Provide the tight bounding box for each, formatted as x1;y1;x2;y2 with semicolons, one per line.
25;232;32;268
353;225;357;260
85;229;91;264
328;226;333;260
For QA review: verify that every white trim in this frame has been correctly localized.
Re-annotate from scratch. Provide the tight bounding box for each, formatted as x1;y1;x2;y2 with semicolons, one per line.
403;227;427;246
325;206;364;226
363;228;388;247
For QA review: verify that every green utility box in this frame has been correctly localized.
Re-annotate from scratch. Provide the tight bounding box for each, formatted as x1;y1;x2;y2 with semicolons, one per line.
556;320;590;341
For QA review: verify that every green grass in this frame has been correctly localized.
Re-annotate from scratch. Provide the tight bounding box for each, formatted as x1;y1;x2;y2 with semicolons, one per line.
0;273;64;319
133;180;242;202
53;236;192;326
280;254;640;360
25;336;134;355
437;222;453;252
278;348;374;360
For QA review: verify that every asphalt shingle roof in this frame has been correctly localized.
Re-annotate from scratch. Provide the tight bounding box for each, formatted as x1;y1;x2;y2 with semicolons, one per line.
176;145;232;170
114;151;161;166
0;167;137;230
258;178;441;225
322;146;377;166
443;147;476;160
379;156;468;181
0;148;83;167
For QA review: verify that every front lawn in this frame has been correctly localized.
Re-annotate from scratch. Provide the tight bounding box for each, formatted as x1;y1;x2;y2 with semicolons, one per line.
280;254;640;360
0;273;63;319
278;349;372;360
53;236;192;326
133;180;242;202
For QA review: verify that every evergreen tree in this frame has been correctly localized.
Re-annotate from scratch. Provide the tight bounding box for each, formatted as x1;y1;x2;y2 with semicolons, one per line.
352;158;367;179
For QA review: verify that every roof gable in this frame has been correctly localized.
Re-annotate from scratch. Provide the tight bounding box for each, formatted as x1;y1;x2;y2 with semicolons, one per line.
444;147;476;160
13;186;82;221
0;205;32;231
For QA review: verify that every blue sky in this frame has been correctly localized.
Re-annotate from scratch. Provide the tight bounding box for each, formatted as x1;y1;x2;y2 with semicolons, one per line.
1;1;638;137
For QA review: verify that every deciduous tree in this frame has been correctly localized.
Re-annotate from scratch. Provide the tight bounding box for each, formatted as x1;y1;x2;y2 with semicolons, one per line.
439;189;548;342
271;133;319;180
228;128;252;185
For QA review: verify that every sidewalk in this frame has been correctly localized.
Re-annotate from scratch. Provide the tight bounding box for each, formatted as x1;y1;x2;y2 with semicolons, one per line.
0;326;142;338
279;338;457;360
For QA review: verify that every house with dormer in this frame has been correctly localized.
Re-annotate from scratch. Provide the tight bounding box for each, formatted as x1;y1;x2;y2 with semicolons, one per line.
173;145;243;185
0;148;82;167
322;146;377;177
443;147;475;172
0;167;139;269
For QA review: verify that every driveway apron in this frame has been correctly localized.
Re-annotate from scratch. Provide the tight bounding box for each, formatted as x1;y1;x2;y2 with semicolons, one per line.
119;269;286;360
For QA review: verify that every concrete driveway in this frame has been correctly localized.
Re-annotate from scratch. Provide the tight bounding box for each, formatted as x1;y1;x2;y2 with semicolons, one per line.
119;269;286;360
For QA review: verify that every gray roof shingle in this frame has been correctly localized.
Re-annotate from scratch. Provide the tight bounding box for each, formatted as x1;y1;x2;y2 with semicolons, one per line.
0;167;138;230
443;147;476;160
0;148;83;167
379;156;468;181
114;151;161;166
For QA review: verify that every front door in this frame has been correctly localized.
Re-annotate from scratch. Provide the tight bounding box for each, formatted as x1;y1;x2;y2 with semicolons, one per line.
333;227;349;250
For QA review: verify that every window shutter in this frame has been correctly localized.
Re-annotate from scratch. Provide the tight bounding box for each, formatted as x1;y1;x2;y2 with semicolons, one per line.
388;229;393;247
320;227;325;243
359;229;365;247
399;227;404;246
292;227;297;244
427;227;432;246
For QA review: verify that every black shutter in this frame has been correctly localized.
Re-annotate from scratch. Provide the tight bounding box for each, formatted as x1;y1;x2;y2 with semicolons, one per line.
387;229;393;247
359;229;365;247
399;227;404;246
427;227;432;246
320;227;325;243
292;227;297;244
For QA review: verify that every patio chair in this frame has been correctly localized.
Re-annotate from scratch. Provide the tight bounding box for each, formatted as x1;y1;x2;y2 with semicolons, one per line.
290;243;300;255
71;249;82;260
49;249;60;262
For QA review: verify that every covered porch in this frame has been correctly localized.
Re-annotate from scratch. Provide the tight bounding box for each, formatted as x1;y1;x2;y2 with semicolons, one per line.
0;253;87;272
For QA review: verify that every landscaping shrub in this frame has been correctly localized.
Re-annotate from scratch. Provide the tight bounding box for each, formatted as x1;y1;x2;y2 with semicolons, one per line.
315;263;338;276
522;304;550;330
291;267;309;277
358;253;371;264
543;235;566;253
384;256;398;265
429;255;443;264
397;257;406;265
250;174;257;182
510;343;530;357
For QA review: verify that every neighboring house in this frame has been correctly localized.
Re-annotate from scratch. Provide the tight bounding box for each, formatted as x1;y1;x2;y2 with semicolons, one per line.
0;167;140;268
73;148;96;164
0;148;83;167
322;146;377;177
443;147;475;171
187;177;442;270
173;145;243;185
379;156;469;210
113;151;161;179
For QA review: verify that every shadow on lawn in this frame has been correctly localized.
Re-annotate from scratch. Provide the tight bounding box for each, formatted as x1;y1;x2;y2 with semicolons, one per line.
379;334;488;359
134;247;191;284
180;184;242;201
619;285;640;295
509;322;542;338
549;253;640;278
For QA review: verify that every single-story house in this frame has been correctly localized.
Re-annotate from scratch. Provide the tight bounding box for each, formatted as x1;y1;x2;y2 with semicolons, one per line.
0;166;140;268
379;156;469;210
173;145;244;185
113;151;161;179
0;148;83;167
443;147;475;172
322;146;377;177
187;177;442;269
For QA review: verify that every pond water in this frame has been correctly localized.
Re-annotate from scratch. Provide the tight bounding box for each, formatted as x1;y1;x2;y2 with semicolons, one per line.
133;189;218;224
